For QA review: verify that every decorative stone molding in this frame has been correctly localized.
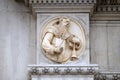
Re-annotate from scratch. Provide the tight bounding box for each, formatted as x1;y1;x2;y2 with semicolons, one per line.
95;5;120;12
16;0;120;13
28;65;99;75
28;65;120;80
29;0;96;4
91;13;120;21
23;0;96;15
94;0;120;12
94;72;120;80
96;0;120;5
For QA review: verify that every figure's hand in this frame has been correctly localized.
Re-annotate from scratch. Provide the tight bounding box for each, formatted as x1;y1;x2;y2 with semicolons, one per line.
54;47;63;54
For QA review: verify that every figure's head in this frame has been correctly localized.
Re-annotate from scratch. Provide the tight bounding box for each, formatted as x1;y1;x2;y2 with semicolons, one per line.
53;17;70;28
59;17;70;26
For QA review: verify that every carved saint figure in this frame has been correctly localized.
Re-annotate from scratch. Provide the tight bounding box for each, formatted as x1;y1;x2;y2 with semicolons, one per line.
41;17;84;63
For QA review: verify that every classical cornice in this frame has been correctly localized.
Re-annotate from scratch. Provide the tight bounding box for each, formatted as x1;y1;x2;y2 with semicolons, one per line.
22;0;96;15
16;0;120;14
15;0;120;19
95;5;120;12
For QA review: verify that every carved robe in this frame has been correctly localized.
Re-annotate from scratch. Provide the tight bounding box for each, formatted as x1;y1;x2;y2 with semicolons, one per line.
42;25;79;63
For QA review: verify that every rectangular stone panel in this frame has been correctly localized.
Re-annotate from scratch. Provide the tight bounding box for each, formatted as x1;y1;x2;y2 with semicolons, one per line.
90;23;108;69
108;25;120;71
37;13;90;65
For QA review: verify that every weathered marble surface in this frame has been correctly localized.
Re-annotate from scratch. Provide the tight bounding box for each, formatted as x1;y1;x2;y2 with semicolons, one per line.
0;0;120;80
0;0;36;80
37;13;89;65
90;21;120;71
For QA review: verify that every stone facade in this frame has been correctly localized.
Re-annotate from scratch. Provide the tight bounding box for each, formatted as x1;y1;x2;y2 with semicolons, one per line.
0;0;120;80
0;0;36;80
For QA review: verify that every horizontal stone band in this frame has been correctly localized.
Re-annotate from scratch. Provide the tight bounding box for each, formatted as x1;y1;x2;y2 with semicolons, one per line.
28;65;99;75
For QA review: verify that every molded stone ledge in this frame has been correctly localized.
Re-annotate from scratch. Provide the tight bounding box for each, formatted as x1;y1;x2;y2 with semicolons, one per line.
95;72;120;80
28;64;99;75
91;13;120;21
28;65;120;80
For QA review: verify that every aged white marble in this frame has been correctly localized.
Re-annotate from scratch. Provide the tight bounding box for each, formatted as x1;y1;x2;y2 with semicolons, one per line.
0;0;36;80
41;17;85;63
90;21;120;70
37;13;89;65
0;0;120;80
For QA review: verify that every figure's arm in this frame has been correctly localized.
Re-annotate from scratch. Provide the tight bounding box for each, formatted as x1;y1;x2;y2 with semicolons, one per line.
42;32;55;54
42;32;63;55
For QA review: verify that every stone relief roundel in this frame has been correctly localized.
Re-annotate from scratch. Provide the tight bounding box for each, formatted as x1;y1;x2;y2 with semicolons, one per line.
40;16;85;63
